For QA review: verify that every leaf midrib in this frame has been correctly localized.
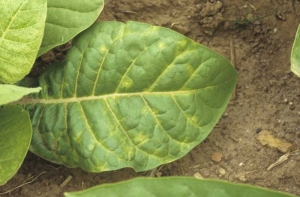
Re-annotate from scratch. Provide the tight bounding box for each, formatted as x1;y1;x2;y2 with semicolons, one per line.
20;90;194;104
18;77;236;105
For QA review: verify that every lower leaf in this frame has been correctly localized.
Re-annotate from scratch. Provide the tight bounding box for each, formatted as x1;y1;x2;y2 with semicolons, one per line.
0;105;32;185
291;24;300;77
64;177;296;197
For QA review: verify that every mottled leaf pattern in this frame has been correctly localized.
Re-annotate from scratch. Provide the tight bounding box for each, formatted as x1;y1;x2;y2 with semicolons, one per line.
0;0;46;83
23;21;237;172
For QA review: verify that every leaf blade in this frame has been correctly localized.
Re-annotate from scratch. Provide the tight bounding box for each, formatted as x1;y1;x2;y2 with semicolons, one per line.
64;177;295;197
37;0;104;56
291;24;300;77
0;0;47;83
25;21;237;172
0;85;41;106
0;105;32;185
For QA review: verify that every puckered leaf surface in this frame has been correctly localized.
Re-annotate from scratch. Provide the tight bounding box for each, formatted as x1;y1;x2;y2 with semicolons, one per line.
23;21;237;172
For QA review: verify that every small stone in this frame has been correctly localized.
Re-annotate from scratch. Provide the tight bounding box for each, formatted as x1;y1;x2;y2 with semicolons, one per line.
201;169;210;177
246;13;254;21
193;172;204;179
211;152;223;162
237;174;247;182
218;168;226;177
256;128;261;134
256;130;293;153
172;24;190;35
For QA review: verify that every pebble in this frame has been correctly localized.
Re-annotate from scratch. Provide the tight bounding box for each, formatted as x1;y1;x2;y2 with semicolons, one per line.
237;174;247;182
201;169;210;177
211;152;223;162
218;168;226;177
194;172;204;179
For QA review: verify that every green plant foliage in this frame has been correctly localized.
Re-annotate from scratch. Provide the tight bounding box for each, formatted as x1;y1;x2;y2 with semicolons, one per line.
23;21;237;172
0;105;32;185
0;84;41;106
0;0;47;84
291;24;300;77
38;0;104;56
64;177;295;197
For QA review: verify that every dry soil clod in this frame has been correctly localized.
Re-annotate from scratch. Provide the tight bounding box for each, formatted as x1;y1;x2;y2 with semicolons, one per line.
256;130;293;153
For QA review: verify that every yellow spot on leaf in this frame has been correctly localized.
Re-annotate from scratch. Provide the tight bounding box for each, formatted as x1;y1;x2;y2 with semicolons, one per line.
122;78;133;89
158;42;165;49
99;45;107;52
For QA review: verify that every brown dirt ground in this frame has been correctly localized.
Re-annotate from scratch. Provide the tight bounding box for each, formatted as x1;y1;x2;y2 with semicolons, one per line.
1;0;300;196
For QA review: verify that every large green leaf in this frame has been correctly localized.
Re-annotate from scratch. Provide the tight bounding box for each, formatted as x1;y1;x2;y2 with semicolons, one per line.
0;105;32;185
0;84;41;106
23;21;237;172
64;177;295;197
0;0;47;84
291;24;300;77
37;0;104;56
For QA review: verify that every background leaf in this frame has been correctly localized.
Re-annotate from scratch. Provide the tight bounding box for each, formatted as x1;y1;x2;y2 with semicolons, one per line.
0;84;41;106
0;105;32;185
24;21;237;172
38;0;104;56
291;24;300;77
64;177;295;197
0;0;47;84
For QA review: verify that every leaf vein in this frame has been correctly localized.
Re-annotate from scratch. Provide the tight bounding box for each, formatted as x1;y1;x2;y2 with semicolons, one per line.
148;49;193;91
171;95;201;129
140;95;181;143
115;46;148;93
77;101;121;159
0;1;26;47
104;99;154;156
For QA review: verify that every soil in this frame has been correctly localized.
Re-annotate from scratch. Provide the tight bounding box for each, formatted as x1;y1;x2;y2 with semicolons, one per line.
1;0;300;196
